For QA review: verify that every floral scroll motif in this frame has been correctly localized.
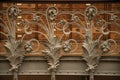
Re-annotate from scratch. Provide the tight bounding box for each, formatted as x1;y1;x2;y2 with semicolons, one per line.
0;5;34;80
0;4;120;80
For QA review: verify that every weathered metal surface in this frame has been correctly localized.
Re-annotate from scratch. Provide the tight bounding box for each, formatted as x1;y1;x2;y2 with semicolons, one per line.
0;5;28;80
0;56;120;76
0;3;120;80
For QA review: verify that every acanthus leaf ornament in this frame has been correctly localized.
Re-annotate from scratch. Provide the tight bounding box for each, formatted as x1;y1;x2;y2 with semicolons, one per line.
22;5;77;80
5;39;25;80
0;5;35;80
81;6;120;80
56;5;120;80
0;4;120;80
42;37;74;80
42;37;62;80
82;40;101;80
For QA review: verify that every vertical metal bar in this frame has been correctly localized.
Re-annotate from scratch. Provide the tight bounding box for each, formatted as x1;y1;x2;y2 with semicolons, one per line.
51;70;56;80
13;71;18;80
89;71;94;80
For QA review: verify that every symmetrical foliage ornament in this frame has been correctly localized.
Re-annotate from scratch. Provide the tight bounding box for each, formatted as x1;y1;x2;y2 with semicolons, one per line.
22;5;77;80
0;4;120;80
0;5;35;80
57;5;120;80
81;6;120;80
42;37;62;80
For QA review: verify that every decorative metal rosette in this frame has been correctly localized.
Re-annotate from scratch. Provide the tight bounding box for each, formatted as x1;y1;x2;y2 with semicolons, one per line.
85;6;98;20
62;41;72;53
7;5;21;19
24;41;33;53
32;14;40;22
100;41;111;53
47;6;58;21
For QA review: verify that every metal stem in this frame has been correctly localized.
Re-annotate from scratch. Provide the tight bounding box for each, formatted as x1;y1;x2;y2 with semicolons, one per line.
13;71;18;80
89;71;94;80
51;70;56;80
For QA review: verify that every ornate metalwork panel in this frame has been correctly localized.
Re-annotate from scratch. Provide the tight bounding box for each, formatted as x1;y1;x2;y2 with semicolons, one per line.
0;3;120;80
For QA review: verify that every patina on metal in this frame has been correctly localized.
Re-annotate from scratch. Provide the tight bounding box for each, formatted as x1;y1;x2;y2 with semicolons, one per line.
0;5;26;80
73;6;119;80
0;3;120;80
82;6;120;80
0;5;37;80
61;5;120;80
22;4;77;80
